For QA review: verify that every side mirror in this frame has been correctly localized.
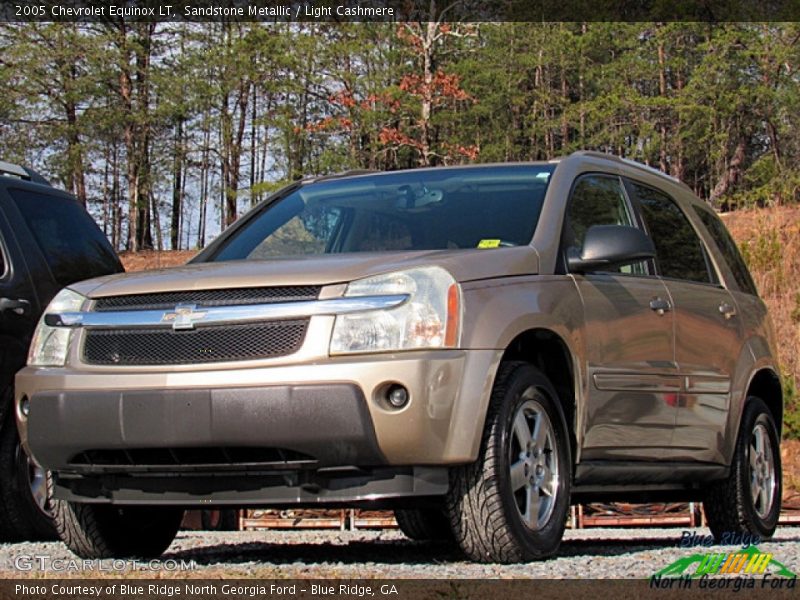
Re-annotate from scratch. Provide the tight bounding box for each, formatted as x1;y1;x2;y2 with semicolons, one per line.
567;224;655;273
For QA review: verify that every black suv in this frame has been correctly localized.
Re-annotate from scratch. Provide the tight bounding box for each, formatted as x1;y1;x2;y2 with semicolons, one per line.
0;160;122;540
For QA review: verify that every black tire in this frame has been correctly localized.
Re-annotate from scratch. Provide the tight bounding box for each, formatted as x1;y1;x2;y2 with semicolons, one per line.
394;508;453;542
53;499;184;559
0;411;57;541
446;362;571;563
703;397;782;541
200;509;239;531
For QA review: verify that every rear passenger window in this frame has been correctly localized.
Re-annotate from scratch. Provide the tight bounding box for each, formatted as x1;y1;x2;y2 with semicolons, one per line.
0;239;5;278
565;175;646;275
693;206;758;296
8;188;122;287
630;182;712;284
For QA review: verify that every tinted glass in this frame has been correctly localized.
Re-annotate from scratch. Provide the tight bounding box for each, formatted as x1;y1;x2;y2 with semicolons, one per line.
631;183;712;284
0;238;5;277
693;205;758;295
209;166;554;261
565;174;644;275
9;188;123;286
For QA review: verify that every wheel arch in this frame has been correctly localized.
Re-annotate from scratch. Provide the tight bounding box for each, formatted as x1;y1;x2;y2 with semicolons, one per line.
499;328;578;467
746;368;783;436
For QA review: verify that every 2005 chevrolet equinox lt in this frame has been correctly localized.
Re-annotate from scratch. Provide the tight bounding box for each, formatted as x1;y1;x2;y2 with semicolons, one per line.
16;151;783;562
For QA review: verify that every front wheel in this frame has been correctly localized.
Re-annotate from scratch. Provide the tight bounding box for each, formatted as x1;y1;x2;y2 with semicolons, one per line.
53;499;184;559
446;362;571;563
703;397;782;541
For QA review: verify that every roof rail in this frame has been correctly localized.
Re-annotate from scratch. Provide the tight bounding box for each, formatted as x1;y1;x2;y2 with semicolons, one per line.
0;160;30;180
0;160;51;186
572;151;681;183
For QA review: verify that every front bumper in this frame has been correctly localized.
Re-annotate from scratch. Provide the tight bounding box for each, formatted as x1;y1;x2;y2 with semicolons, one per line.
16;350;502;473
26;384;385;472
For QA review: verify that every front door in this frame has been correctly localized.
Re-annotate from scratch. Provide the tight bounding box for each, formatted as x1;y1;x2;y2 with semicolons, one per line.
565;174;678;461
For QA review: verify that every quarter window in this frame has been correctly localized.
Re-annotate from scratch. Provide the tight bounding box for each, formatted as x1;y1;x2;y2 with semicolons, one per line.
630;182;712;284
693;206;758;296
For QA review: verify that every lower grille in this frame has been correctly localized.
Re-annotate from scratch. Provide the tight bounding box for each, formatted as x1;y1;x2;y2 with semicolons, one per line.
83;319;308;365
69;447;316;469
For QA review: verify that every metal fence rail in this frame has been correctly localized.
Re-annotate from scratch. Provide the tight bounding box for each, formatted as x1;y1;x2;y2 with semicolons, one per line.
233;500;800;531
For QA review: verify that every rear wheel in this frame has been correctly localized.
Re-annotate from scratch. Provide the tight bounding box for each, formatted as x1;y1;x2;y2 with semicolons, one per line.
446;363;571;563
0;411;56;541
703;397;782;540
394;508;453;542
53;499;184;559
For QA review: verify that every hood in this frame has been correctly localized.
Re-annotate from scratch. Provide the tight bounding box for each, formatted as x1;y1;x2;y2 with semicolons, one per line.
69;247;540;298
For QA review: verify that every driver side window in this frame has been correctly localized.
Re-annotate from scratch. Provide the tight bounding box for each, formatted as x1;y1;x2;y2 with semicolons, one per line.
564;175;646;275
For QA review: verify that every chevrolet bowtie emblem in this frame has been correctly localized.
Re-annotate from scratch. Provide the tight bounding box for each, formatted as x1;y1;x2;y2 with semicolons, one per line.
162;304;208;330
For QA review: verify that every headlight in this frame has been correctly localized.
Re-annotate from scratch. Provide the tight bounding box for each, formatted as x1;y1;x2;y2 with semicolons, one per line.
330;266;461;355
28;288;86;366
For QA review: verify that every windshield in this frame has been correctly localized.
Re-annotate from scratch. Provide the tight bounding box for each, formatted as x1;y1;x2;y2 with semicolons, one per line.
209;165;554;261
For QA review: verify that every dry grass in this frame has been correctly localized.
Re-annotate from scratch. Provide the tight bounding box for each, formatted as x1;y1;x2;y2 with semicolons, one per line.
119;250;197;272
724;207;800;497
784;440;800;506
722;206;800;391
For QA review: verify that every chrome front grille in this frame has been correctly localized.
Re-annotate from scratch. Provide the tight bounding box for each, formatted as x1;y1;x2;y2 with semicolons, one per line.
82;286;320;366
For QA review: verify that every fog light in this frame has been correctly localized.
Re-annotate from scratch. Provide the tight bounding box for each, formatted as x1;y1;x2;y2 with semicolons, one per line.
19;397;30;418
387;385;409;409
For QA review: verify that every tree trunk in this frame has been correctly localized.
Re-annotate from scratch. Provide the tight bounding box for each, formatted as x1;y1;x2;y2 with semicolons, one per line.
134;23;155;250
657;39;668;173
65;95;87;206
109;21;136;250
709;137;747;208
418;12;437;166
170;118;184;250
111;142;121;251
197;109;211;249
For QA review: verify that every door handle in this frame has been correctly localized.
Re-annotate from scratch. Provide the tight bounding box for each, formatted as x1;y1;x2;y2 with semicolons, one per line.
0;297;30;316
719;302;737;320
649;297;671;315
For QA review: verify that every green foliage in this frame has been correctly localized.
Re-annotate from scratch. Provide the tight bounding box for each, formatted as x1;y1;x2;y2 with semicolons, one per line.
792;293;800;325
782;369;800;440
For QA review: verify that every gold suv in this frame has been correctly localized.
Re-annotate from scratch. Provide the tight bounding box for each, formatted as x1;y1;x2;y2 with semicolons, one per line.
16;152;783;562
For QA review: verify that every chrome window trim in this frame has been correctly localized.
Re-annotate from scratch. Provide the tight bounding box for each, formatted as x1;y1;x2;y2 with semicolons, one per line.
45;294;409;330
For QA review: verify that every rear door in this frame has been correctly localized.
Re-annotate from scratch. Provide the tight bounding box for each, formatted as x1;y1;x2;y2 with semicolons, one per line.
566;174;678;461
0;197;38;406
626;180;743;463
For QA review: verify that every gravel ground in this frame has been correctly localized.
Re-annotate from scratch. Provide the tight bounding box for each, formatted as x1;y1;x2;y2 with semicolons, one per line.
1;526;798;579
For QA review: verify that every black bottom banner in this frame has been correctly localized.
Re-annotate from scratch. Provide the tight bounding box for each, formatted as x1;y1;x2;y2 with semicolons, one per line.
0;578;797;600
